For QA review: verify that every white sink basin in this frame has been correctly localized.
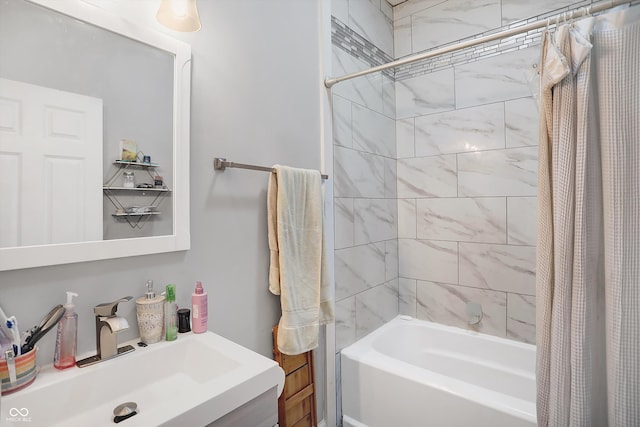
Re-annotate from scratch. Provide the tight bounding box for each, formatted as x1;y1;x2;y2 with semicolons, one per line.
1;332;285;426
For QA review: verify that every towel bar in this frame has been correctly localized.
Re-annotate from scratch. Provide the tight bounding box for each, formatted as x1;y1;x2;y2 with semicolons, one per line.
214;158;329;180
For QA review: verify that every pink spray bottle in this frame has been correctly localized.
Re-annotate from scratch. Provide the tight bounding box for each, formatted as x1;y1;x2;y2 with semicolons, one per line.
191;281;208;333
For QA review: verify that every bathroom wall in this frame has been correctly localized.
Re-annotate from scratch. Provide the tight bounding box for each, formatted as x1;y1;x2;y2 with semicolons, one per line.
0;0;325;375
331;0;399;353
392;0;598;344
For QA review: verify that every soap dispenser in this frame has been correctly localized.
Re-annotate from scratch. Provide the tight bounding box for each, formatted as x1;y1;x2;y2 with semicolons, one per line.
135;280;165;344
54;292;78;369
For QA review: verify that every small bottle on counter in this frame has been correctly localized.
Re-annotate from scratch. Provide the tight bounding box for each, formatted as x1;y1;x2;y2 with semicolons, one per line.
177;309;191;333
164;284;178;341
191;281;208;334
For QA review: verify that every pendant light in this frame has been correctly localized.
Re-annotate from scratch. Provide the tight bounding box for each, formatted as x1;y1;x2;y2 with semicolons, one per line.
156;0;201;32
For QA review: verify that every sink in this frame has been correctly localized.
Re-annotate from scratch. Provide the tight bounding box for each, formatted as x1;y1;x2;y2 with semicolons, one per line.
1;332;285;426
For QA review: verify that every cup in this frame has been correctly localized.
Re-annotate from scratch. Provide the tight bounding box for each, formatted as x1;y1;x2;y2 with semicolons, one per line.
1;347;38;395
178;309;191;333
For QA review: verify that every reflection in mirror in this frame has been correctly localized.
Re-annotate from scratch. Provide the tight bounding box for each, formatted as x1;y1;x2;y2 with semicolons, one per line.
0;0;174;246
0;0;191;270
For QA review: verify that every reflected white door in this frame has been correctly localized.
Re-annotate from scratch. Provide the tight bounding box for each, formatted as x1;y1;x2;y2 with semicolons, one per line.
0;78;103;247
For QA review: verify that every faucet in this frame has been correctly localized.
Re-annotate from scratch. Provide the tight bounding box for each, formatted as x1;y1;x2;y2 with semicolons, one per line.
77;296;135;368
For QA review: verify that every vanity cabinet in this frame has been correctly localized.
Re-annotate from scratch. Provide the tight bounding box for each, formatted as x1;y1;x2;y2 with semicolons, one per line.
206;387;279;427
103;160;171;229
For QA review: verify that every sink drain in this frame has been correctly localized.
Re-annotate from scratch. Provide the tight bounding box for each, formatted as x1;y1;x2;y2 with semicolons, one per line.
113;402;138;424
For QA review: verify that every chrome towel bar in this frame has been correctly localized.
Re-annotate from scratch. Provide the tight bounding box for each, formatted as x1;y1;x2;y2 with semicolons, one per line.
214;158;329;180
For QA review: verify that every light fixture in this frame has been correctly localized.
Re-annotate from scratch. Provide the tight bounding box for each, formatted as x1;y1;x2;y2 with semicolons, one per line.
156;0;201;32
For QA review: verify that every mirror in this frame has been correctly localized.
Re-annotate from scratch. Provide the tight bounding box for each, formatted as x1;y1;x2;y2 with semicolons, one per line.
0;0;191;270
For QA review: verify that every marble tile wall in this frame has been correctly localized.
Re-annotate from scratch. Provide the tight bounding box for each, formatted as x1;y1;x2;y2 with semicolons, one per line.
332;0;592;353
411;0;501;52
396;106;538;340
390;0;567;345
333;0;394;57
328;1;592;424
331;1;399;357
393;0;592;59
390;0;614;88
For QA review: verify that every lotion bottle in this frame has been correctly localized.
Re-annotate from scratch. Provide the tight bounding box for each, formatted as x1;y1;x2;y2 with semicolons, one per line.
136;280;165;344
164;284;178;341
191;281;208;333
54;292;78;369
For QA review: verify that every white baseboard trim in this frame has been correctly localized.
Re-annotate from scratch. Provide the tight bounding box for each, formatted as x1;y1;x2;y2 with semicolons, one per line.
318;419;327;427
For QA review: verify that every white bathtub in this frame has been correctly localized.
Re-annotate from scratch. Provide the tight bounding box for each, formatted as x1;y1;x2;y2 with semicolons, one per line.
341;316;536;427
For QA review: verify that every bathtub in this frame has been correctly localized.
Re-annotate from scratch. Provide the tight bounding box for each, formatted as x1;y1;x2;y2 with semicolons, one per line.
340;316;536;427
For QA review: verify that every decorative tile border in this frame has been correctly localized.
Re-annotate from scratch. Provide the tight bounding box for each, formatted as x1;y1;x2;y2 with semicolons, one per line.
331;16;395;79
332;0;640;82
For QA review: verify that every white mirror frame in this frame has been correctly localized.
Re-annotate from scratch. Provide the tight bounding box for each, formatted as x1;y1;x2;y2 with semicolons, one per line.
0;0;191;271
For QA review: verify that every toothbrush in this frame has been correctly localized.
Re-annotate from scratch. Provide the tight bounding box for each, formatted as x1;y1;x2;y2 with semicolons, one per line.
0;305;12;341
6;316;20;356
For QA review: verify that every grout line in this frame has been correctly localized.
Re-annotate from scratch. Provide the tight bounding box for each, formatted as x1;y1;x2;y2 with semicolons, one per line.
414;279;418;317
457;241;460;284
503;100;508;149
395;143;538;160
453;62;457;110
394;236;535;247
413;198;418;239
505;196;510;244
455;153;459;198
412;117;416;158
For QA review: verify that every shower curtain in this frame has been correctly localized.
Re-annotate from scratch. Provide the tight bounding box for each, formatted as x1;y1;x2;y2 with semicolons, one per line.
536;5;640;427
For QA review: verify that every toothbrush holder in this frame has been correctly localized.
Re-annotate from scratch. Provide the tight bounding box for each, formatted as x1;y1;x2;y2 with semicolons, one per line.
1;347;38;395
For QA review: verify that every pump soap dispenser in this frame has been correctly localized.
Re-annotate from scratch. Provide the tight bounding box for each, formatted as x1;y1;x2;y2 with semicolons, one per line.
54;292;78;369
135;280;165;344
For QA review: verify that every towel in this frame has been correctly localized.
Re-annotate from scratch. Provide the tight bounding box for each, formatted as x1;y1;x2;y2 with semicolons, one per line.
268;165;333;355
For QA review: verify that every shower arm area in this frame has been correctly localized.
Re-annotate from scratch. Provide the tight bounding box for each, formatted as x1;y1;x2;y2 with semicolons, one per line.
324;0;631;88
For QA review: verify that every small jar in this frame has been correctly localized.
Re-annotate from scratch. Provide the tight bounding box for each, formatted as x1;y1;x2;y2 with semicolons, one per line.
123;171;135;188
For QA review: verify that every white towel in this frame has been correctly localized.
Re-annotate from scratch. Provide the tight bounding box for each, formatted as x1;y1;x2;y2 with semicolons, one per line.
268;165;333;355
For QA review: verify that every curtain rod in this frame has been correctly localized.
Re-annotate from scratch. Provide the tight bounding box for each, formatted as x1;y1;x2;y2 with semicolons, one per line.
324;0;630;88
213;158;329;180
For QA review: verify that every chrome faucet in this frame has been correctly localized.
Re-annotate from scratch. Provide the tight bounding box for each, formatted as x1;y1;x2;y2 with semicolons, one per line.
77;296;135;368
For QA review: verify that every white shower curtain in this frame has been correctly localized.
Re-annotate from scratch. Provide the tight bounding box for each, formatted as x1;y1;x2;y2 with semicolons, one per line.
536;5;640;427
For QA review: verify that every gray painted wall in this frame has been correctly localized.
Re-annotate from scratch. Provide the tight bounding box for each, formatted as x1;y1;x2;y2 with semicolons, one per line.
0;0;324;374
